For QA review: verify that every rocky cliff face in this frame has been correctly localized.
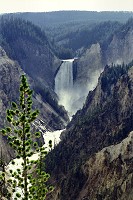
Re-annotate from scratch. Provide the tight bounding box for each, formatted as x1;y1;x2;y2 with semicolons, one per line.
74;43;103;89
71;43;103;112
74;20;133;104
0;47;21;162
105;28;133;65
0;47;68;163
79;131;133;200
46;64;133;200
0;17;69;124
0;47;21;128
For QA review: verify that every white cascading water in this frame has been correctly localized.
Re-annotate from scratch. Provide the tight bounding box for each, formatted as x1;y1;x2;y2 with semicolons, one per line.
55;59;74;116
55;59;102;116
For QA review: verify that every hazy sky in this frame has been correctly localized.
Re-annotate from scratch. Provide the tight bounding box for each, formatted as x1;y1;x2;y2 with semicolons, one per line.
0;0;133;14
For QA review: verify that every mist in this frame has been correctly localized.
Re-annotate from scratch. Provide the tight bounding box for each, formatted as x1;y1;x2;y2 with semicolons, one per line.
55;59;102;117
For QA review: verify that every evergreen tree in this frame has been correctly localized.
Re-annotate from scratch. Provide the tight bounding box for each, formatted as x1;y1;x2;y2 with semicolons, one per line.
0;75;53;199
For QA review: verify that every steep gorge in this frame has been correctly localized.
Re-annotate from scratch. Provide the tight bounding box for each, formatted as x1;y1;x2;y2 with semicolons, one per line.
64;19;133;116
46;64;133;200
0;46;68;163
0;14;133;199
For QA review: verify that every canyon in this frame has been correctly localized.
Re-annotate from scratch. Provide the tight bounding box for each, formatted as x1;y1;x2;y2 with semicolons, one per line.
0;12;133;200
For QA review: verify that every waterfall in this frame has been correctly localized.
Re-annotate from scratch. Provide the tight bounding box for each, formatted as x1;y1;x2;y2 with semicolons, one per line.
54;59;102;116
55;59;73;97
55;59;74;115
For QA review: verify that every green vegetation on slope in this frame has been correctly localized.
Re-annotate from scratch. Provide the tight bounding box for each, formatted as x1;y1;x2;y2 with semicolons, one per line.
46;63;133;199
0;16;48;60
0;17;69;125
